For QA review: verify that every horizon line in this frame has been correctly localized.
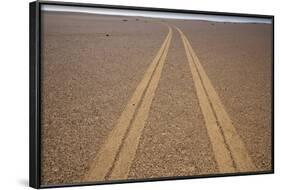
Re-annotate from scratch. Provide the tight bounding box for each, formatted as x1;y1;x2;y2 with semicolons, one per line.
42;5;272;24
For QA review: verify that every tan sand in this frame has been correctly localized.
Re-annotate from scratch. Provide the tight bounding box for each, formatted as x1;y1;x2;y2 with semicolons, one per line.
41;11;272;185
173;20;272;172
41;11;166;185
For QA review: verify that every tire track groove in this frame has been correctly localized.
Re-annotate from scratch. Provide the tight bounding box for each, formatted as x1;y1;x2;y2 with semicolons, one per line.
108;30;172;179
175;26;255;173
104;31;171;179
84;26;172;182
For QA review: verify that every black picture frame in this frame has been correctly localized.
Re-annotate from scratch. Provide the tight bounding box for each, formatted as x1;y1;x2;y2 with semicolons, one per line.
29;1;274;188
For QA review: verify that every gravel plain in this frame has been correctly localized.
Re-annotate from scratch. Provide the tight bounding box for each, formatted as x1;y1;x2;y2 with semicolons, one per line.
41;11;273;185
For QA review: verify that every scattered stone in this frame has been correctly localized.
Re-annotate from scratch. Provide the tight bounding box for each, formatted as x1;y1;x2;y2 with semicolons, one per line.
53;167;59;172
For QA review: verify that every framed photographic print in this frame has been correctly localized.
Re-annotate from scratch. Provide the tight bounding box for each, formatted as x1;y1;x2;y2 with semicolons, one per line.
29;0;274;188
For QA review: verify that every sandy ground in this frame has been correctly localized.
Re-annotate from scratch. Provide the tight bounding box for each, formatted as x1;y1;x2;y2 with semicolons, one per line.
41;11;272;185
41;12;166;185
173;20;272;171
129;30;218;179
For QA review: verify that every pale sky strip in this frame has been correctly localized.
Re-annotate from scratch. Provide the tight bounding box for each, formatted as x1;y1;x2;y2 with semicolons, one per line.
42;5;272;24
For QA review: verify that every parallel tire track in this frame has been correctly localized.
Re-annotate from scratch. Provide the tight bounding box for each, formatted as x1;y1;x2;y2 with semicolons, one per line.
175;26;256;173
84;26;172;182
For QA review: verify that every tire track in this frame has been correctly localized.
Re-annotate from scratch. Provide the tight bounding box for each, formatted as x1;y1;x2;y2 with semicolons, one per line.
175;26;256;173
84;26;172;182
